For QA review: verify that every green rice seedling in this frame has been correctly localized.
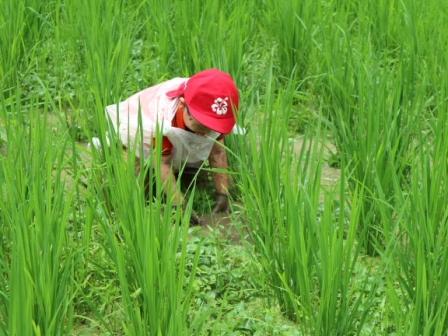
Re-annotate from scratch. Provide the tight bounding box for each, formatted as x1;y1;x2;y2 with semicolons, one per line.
0;0;46;96
314;0;448;253
64;0;137;107
0;91;77;335
0;99;10;335
229;65;375;334
317;10;420;254
76;100;207;334
137;0;255;81
170;0;246;76
356;0;402;52
311;168;382;335
131;0;173;81
385;78;448;335
262;0;318;81
345;58;419;255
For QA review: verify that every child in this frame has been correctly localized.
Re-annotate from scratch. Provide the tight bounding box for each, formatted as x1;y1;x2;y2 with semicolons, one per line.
105;68;239;224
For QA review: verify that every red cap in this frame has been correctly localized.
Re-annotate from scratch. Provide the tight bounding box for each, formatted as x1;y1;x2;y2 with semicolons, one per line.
166;69;239;134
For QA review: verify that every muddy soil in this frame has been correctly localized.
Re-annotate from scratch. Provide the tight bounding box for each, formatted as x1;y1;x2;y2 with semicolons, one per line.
198;212;246;244
292;137;340;187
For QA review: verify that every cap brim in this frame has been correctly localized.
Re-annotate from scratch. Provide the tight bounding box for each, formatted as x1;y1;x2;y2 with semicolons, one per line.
188;107;235;134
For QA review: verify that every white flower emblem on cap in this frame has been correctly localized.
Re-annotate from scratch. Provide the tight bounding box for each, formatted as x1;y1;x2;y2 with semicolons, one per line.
211;97;228;115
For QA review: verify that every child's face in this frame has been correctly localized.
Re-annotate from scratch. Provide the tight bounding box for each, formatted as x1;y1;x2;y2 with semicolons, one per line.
180;98;211;135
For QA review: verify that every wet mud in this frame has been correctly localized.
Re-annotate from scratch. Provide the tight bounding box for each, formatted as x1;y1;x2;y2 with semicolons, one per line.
198;213;245;244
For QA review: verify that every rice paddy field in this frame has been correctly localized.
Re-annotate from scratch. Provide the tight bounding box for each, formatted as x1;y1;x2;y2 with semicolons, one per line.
1;0;448;335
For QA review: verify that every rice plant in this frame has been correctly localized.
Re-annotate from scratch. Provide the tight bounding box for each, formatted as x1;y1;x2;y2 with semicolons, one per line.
0;91;76;335
228;66;376;334
1;0;448;334
385;68;448;335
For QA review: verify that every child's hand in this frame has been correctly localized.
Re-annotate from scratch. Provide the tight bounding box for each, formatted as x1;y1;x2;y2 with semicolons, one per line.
212;192;229;214
177;202;202;226
189;210;202;226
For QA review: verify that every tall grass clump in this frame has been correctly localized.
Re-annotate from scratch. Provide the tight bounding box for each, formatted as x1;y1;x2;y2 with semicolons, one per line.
230;67;375;334
385;70;448;335
135;0;256;83
76;108;205;334
0;92;77;334
262;0;318;81
316;1;429;254
329;56;419;255
64;0;137;107
0;0;48;97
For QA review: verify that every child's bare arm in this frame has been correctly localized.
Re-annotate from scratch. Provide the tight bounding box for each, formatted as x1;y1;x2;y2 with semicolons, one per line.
209;138;229;194
208;138;230;214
